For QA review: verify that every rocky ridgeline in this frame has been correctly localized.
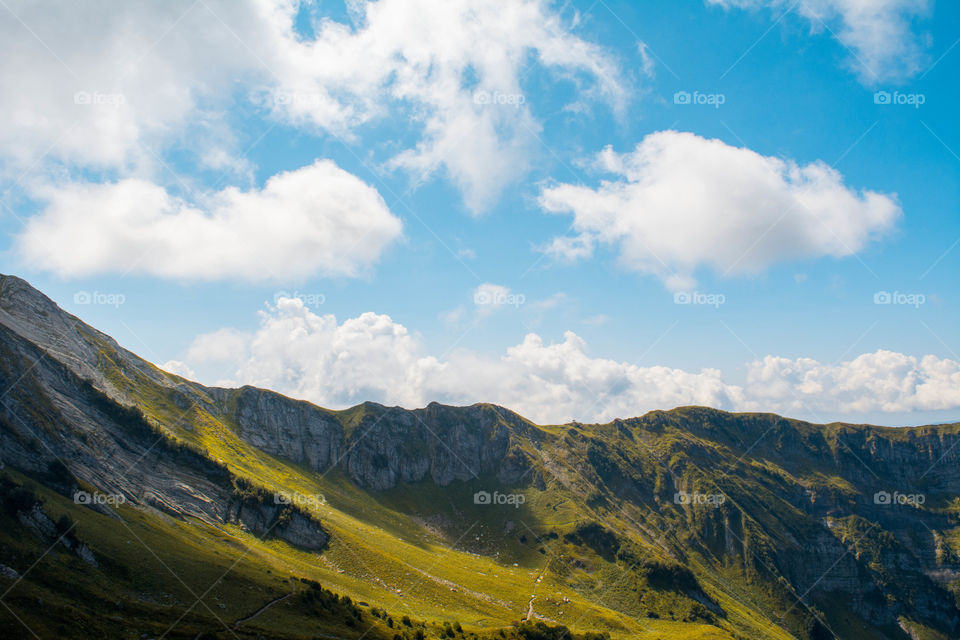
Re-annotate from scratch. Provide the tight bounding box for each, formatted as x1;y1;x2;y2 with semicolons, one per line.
0;297;327;551
3;273;960;637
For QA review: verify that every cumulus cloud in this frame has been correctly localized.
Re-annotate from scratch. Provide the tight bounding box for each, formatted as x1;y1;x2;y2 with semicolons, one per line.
194;298;443;408
742;351;960;415
258;0;626;211
163;299;960;424
539;131;900;290
707;0;930;83
16;160;402;281
0;0;270;173
0;0;624;211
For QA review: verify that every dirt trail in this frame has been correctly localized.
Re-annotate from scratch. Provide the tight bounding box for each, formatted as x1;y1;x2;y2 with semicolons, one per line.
233;591;292;627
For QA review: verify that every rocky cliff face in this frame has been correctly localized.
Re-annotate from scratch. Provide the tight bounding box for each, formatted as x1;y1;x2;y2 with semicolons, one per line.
0;304;327;552
340;401;530;490
209;389;535;490
218;385;344;473
228;495;329;550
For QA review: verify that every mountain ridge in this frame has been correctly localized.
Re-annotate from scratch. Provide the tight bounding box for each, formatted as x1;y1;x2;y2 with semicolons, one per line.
2;272;956;437
2;272;960;639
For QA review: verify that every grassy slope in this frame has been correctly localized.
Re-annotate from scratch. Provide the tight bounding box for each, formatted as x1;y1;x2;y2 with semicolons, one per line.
84;346;763;638
37;328;960;638
0;469;395;640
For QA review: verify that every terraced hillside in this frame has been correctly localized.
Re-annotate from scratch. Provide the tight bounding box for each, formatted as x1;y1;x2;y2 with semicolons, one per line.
1;273;959;640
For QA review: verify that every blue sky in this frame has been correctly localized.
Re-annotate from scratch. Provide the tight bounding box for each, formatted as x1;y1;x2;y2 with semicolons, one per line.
0;0;958;425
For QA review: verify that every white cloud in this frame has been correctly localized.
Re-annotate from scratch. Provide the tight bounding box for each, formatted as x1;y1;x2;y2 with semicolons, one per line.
0;0;270;174
258;0;627;212
707;0;930;83
741;350;960;415
224;298;443;408
185;328;253;365
637;42;656;77
160;360;197;380
168;300;960;424
539;131;900;290
17;160;402;281
0;0;625;213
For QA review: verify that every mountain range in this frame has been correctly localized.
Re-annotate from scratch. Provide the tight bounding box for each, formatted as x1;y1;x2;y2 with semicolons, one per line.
0;273;958;640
